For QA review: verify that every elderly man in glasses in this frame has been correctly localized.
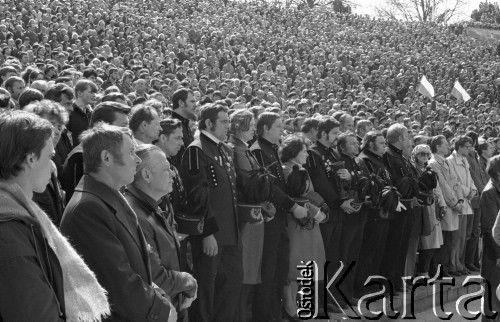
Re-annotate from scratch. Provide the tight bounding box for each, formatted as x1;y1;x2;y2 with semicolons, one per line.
124;144;198;321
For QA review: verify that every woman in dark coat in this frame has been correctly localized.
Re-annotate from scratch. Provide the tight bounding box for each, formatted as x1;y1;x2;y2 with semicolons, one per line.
280;135;327;319
228;110;274;322
480;155;500;322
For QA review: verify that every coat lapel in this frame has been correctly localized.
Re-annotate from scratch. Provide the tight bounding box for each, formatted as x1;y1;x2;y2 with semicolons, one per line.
77;175;152;275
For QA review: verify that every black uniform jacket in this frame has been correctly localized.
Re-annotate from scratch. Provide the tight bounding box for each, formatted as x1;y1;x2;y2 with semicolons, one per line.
67;103;90;147
171;111;194;169
54;130;73;178
358;149;394;220
305;141;343;222
250;137;295;219
384;144;417;200
60;175;172;321
166;160;186;215
60;144;83;202
180;132;239;246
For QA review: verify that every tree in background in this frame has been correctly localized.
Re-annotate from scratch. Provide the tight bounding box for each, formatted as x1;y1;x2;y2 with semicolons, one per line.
471;1;500;24
292;0;353;11
375;0;467;24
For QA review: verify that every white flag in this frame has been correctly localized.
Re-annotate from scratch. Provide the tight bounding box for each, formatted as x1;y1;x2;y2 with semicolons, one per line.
418;75;435;99
451;81;471;103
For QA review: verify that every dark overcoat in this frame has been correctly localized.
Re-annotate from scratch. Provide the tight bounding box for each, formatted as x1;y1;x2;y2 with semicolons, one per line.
0;209;65;321
125;185;196;301
60;175;172;321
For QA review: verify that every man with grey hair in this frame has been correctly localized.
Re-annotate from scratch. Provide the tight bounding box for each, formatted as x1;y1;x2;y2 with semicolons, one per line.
339;113;354;133
61;124;176;321
125;144;198;321
355;119;373;144
380;123;419;293
31;80;49;94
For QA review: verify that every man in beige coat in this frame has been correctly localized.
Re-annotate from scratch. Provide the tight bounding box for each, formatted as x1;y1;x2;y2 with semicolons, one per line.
447;136;477;275
428;135;463;276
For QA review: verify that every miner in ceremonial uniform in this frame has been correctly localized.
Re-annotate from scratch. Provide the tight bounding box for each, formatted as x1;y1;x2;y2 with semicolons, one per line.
250;112;309;321
156;118;186;214
381;123;419;292
303;119;348;268
171;88;196;168
336;132;367;306
355;131;393;297
180;103;242;322
156;118;191;272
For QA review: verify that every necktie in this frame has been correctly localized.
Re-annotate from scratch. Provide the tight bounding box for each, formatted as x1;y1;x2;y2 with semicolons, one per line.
218;142;227;162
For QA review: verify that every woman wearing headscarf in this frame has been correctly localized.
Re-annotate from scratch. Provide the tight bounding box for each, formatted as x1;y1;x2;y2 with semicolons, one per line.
0;111;110;321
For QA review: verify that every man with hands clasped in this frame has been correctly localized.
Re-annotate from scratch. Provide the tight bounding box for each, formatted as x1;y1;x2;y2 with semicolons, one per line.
250;112;309;320
447;136;477;276
305;118;349;277
335;132;367;307
428;135;466;277
124;145;198;321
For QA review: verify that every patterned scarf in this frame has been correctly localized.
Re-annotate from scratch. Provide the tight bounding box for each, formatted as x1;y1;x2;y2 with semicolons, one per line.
0;182;110;321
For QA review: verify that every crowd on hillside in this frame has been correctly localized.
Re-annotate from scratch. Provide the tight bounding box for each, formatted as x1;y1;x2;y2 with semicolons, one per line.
1;0;500;321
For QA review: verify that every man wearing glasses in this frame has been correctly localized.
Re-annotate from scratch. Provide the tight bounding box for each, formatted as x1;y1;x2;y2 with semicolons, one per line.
124;144;198;321
447;136;477;276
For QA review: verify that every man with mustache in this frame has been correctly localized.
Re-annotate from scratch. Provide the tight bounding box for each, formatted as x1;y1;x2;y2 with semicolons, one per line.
180;103;242;322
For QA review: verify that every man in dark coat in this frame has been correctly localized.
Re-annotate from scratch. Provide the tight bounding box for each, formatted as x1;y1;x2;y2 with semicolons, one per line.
66;79;97;147
355;131;393;298
180;104;242;322
33;161;65;226
250;112;309;320
305;118;356;311
60;101;130;201
465;137;491;271
336;132;367;305
171;88;196;168
380;124;418;292
125;144;198;321
60;125;174;321
479;155;500;321
44;83;75;176
304;118;345;269
156;118;191;271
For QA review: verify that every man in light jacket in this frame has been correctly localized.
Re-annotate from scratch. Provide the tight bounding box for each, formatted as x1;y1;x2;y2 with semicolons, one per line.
447;136;477;276
428;135;463;277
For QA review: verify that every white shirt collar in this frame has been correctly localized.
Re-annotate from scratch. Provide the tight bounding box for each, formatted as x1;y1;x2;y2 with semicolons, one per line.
201;130;221;145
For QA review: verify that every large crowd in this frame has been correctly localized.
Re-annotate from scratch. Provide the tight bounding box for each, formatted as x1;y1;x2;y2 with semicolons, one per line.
2;0;500;321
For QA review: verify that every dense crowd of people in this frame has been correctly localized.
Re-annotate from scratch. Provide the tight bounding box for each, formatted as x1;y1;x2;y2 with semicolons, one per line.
2;0;500;321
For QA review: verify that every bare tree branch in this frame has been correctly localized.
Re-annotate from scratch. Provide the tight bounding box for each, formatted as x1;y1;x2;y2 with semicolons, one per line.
375;0;466;23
